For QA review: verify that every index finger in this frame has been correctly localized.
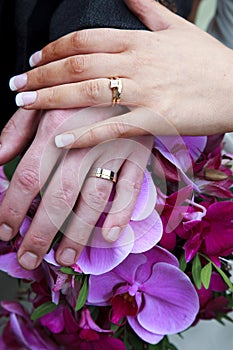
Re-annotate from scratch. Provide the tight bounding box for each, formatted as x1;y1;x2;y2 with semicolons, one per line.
29;28;132;67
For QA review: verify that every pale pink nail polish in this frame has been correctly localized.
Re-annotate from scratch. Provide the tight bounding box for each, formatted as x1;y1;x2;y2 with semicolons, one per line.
15;91;37;107
29;50;42;67
9;73;27;91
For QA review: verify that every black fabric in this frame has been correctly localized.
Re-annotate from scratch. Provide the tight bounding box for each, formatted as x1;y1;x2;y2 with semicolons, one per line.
0;0;17;131
0;0;193;132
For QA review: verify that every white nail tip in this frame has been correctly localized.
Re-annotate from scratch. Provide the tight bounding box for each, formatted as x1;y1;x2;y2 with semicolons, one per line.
9;77;17;91
29;50;42;67
15;94;24;107
55;134;75;148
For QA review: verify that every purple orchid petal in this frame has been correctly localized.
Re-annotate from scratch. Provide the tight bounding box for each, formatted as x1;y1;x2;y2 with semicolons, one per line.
88;272;124;305
127;316;164;344
184;233;202;262
79;308;112;333
88;254;146;305
44;249;60;266
130;210;162;253
10;314;29;347
10;313;57;350
0;178;8;193
40;306;65;333
154;136;200;191
1;301;28;318
182;136;207;161
19;216;32;237
78;225;134;275
131;170;157;221
138;262;199;334
0;253;42;281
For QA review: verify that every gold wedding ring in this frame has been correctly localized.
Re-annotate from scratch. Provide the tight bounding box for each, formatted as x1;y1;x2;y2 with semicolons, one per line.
88;167;117;183
109;77;122;106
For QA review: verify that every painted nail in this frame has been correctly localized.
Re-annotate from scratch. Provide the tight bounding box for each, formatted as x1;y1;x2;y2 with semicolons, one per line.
9;73;27;91
55;134;75;148
29;50;42;67
19;251;38;270
15;91;37;107
104;226;121;242
59;248;76;265
0;224;13;241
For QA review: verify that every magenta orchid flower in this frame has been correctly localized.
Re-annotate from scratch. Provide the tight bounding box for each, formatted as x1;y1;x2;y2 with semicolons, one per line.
55;308;126;350
0;301;59;350
178;201;233;263
194;272;232;324
88;246;199;344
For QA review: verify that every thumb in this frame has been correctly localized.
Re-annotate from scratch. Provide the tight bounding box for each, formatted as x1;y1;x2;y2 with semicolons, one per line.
124;0;184;31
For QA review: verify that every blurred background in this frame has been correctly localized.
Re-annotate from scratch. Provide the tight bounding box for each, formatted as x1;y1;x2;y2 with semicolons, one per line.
0;0;232;349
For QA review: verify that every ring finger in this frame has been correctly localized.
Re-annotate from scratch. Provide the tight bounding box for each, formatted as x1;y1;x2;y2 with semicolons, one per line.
15;78;138;110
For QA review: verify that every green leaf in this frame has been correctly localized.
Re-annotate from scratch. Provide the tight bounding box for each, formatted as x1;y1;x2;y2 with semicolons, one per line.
75;275;89;311
3;156;21;181
200;254;233;292
201;262;212;289
31;301;57;321
60;266;75;275
179;254;187;272
192;254;202;289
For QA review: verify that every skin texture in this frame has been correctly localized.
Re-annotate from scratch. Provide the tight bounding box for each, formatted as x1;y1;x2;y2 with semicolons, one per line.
10;0;233;148
1;0;232;270
0;106;153;270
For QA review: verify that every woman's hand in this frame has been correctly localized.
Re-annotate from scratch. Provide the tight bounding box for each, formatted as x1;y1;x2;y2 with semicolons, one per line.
9;0;233;147
0;106;153;270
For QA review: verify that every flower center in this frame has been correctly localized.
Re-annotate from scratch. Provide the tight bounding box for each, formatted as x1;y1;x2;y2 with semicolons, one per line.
110;293;138;325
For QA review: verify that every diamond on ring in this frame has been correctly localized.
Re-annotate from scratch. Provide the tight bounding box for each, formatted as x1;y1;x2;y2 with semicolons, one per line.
109;77;122;106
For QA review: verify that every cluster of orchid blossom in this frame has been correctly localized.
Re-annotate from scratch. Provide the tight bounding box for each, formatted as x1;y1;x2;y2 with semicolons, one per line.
0;134;232;350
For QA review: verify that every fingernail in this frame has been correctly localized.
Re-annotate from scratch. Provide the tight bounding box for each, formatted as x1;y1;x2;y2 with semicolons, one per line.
29;50;42;67
104;226;121;242
0;224;13;240
9;73;27;91
59;248;76;265
15;91;37;107
19;251;38;270
55;134;75;148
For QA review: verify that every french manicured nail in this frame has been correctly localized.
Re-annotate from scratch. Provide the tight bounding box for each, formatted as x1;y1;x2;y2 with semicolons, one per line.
19;251;38;270
15;91;37;107
104;226;121;242
0;224;13;240
55;134;75;148
9;73;27;91
59;248;76;265
29;50;42;67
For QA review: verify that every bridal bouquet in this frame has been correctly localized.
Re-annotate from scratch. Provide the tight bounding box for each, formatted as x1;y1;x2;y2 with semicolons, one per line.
0;134;232;350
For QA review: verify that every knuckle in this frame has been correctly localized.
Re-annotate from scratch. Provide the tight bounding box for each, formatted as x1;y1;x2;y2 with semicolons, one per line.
28;231;50;251
34;66;46;85
45;88;57;106
84;182;110;209
50;185;76;209
67;56;86;75
111;121;130;137
82;80;102;103
6;206;22;221
14;167;39;193
71;30;89;51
